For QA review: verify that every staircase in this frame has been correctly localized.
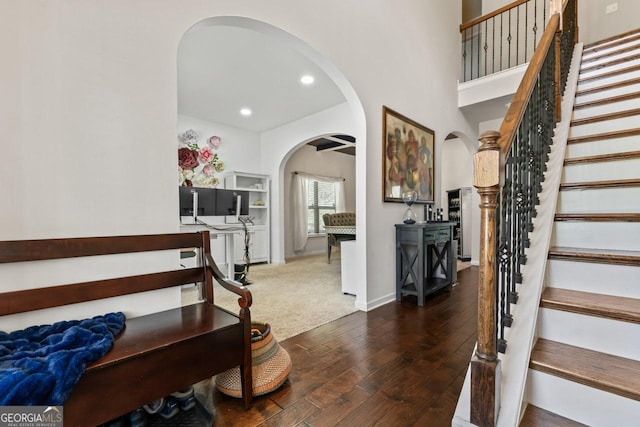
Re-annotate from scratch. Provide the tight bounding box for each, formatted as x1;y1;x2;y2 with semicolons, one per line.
521;29;640;426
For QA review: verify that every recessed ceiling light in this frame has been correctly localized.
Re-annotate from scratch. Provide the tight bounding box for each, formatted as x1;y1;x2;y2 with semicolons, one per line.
240;108;252;117
300;75;315;85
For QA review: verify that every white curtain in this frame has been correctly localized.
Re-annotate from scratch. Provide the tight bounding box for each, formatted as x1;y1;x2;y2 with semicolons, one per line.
291;172;346;251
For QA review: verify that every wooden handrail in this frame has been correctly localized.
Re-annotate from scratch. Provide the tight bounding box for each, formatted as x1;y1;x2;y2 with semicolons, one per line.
497;13;560;158
470;0;577;424
460;0;529;32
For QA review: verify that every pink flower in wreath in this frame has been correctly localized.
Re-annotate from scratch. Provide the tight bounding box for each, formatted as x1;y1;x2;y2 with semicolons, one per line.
199;146;215;163
208;135;221;149
202;164;216;177
178;147;199;170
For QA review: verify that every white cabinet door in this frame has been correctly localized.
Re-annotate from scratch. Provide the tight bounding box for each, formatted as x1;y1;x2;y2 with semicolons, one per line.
251;227;268;263
234;227;268;264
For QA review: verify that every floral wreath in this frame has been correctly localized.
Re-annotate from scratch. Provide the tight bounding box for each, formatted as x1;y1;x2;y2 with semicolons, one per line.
178;129;224;187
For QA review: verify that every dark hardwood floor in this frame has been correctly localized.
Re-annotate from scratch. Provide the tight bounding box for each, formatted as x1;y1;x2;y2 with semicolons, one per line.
211;266;479;426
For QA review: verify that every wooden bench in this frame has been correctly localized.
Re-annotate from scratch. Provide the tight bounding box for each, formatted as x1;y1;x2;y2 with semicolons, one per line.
0;231;252;426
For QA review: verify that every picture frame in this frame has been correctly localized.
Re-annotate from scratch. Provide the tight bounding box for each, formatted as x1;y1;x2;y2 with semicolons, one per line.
382;106;435;203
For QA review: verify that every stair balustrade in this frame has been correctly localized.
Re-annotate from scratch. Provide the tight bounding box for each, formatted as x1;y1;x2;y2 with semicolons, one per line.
470;0;577;425
460;0;549;82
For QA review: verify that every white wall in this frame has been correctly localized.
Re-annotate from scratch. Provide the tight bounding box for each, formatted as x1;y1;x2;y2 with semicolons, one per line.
0;0;477;325
481;0;640;45
177;115;262;177
283;145;356;258
578;0;640;44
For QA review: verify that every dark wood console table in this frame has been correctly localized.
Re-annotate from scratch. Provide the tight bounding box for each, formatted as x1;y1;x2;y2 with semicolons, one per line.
395;222;456;306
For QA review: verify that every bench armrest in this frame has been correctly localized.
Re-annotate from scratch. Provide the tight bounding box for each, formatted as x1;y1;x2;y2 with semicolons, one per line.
204;253;253;311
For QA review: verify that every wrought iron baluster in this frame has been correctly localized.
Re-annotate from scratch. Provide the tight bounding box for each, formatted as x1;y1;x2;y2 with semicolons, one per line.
525;1;529;62
516;4;520;65
484;20;489;77
508;10;512;68
492;16;496;75
500;14;504;72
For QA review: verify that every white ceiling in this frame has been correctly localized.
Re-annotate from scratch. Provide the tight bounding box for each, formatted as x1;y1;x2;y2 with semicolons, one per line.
177;25;347;133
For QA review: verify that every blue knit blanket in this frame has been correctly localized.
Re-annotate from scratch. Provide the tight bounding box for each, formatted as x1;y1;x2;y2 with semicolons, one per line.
0;312;125;405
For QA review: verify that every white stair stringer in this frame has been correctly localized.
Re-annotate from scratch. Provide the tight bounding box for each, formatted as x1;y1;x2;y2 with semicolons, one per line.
527;370;640;427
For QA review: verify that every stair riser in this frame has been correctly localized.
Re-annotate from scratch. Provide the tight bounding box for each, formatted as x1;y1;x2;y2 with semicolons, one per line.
562;157;640;182
585;32;640;54
557;187;640;213
581;46;640;67
581;49;640;71
552;222;640;251
572;97;640;119
546;259;640;298
582;38;640;59
569;115;640;137
527;370;640;427
537;308;640;360
578;68;640;91
580;57;640;80
566;134;640;157
575;82;640;104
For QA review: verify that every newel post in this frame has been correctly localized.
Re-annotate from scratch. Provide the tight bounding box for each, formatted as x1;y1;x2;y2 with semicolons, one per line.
551;0;563;122
471;130;502;427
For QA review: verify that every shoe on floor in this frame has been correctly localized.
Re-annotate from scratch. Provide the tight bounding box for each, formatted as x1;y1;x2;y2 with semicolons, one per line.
171;386;197;411
126;408;147;427
142;398;165;415
159;397;180;419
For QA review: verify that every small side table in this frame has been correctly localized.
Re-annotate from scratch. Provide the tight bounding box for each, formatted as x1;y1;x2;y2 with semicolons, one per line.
395;222;456;306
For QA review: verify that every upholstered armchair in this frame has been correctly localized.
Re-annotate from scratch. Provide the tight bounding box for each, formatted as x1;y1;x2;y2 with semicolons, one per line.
322;213;356;263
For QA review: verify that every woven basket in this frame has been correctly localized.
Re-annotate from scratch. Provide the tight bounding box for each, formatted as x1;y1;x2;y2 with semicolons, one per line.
215;322;292;398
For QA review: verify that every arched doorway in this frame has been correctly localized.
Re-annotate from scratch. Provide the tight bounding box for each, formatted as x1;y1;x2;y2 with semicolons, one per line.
177;17;367;311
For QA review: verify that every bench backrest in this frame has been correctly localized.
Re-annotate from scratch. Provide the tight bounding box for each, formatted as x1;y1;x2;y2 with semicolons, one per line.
0;231;216;316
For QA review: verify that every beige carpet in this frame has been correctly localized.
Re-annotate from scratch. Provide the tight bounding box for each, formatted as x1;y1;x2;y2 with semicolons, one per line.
183;253;357;341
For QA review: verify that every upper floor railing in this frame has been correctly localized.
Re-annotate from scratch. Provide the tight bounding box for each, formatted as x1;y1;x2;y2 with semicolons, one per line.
460;0;550;82
469;0;577;425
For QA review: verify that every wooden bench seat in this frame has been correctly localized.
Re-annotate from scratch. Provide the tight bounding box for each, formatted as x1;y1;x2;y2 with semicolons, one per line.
0;231;252;426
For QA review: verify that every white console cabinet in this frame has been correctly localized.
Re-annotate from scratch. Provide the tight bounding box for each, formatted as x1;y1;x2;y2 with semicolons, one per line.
225;171;270;264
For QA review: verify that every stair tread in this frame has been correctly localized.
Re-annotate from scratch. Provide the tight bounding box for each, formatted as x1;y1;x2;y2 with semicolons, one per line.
554;213;640;222
520;405;588;427
577;64;640;85
570;107;640;126
530;339;640;402
580;52;640;75
567;127;640;144
560;178;640;191
541;288;640;324
548;246;640;266
564;150;640;165
582;43;640;65
573;91;640;110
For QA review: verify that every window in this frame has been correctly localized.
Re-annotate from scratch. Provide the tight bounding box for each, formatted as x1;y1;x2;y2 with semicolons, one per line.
307;179;336;233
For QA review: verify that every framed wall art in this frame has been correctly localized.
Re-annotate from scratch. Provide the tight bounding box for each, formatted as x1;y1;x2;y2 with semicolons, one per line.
382;106;435;203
